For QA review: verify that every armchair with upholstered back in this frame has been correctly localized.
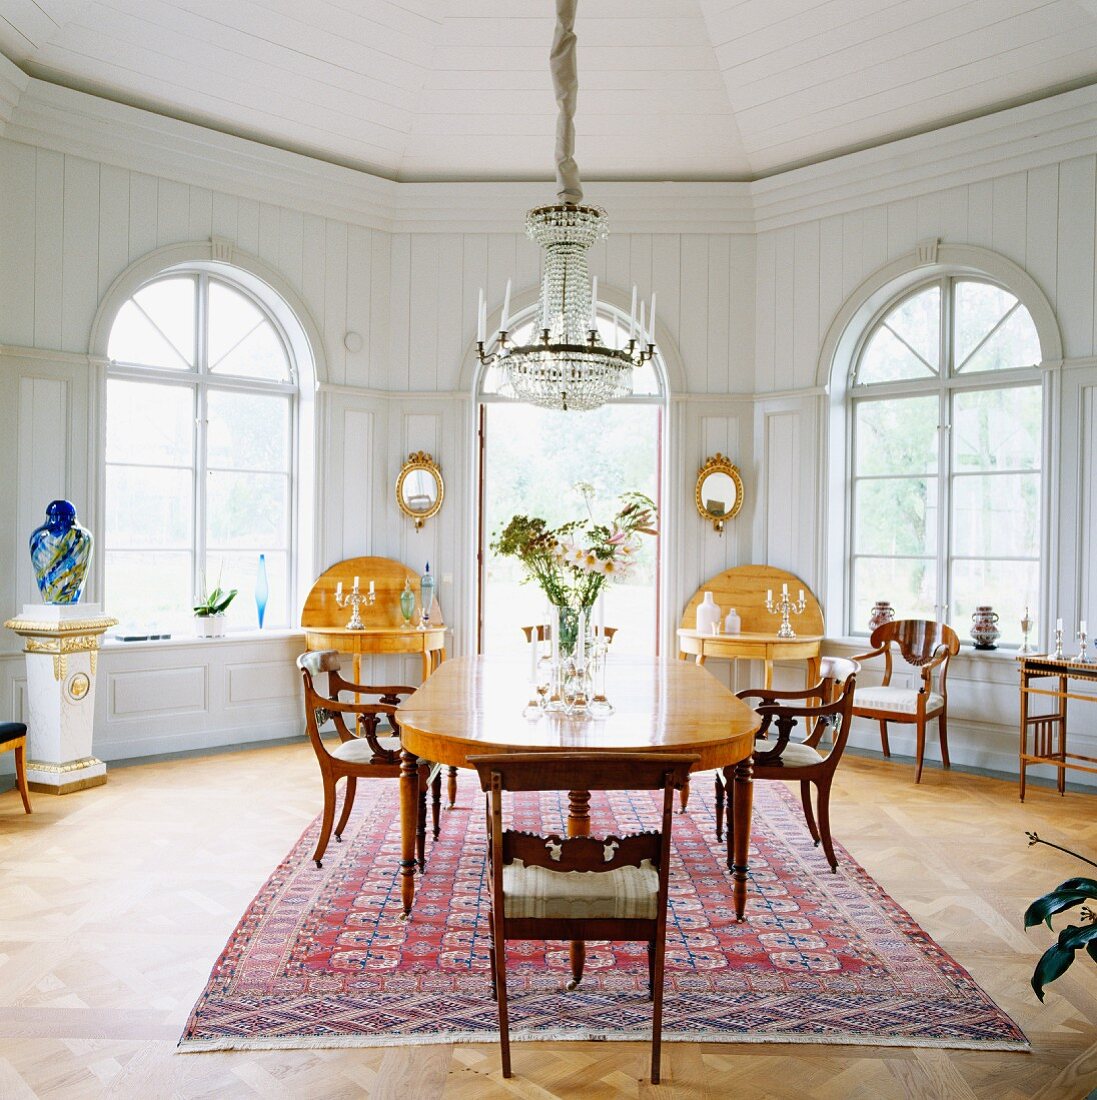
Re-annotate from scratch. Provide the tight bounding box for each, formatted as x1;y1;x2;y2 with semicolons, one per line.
297;650;440;869
851;619;960;783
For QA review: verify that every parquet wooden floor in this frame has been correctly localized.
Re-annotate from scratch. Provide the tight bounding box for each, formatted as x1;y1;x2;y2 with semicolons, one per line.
0;744;1094;1099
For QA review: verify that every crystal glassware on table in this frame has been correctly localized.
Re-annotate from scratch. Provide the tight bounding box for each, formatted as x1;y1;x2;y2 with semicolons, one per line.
399;578;416;629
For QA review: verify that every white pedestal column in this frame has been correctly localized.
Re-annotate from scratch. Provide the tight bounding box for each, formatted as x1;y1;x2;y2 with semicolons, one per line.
4;605;117;794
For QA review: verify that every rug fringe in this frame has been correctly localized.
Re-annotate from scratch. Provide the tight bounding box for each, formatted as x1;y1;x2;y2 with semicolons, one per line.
177;1031;1030;1054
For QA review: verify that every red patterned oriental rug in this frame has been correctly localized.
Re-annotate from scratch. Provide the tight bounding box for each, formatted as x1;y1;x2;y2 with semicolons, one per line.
180;775;1026;1052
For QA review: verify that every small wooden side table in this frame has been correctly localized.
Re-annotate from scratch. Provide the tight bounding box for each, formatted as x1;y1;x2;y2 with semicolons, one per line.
1017;654;1097;800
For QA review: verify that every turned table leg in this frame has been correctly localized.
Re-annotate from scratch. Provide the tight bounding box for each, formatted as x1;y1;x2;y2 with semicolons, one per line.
399;748;420;918
566;789;591;990
726;758;753;921
447;765;458;809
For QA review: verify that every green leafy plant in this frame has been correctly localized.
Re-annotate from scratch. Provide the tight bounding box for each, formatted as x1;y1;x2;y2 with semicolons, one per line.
193;583;237;617
1023;831;1097;1001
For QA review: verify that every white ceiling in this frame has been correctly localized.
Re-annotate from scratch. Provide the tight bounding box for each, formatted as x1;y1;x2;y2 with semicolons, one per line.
1;0;1095;183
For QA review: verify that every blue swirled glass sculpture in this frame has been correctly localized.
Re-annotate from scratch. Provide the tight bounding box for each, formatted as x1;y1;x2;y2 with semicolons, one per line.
255;553;269;628
29;500;93;604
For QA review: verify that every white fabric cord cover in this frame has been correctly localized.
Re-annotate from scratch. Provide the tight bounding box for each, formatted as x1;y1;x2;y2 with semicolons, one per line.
855;687;944;715
550;0;582;203
502;857;658;919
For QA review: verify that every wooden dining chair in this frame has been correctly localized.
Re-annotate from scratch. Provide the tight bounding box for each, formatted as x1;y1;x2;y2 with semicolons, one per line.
520;624;616;644
297;650;441;869
715;657;859;873
469;751;697;1085
851;620;960;782
0;722;32;814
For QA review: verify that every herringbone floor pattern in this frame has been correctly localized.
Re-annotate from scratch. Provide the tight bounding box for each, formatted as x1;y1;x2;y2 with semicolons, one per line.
0;743;1094;1099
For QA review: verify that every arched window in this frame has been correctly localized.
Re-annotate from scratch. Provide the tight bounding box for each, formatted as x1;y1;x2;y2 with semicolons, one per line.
477;301;667;655
104;271;297;634
848;276;1042;644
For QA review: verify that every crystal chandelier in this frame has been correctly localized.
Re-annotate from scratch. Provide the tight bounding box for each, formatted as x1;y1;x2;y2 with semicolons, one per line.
475;0;657;412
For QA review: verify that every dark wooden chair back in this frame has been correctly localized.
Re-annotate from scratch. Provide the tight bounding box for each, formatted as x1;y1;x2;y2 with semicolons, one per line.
520;624;616;644
870;619;960;679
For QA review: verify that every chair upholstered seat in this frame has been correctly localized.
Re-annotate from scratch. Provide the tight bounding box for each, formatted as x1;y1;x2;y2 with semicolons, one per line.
0;722;27;746
503;858;659;920
757;739;826;767
331;735;399;763
855;686;944;715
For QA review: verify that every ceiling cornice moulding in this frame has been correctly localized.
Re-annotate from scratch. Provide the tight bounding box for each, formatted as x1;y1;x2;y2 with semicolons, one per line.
2;78;1096;236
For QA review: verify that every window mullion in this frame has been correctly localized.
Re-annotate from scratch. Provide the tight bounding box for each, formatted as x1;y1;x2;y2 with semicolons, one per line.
937;278;952;623
195;274;209;600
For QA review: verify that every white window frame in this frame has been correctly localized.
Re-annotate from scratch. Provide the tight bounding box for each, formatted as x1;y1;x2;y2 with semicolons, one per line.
845;274;1043;640
105;270;299;629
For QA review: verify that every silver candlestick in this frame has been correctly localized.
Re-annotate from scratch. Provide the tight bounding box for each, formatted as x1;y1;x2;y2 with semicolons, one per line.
334;579;375;630
1076;627;1091;664
765;586;806;639
1019;607;1035;654
1053;623;1065;659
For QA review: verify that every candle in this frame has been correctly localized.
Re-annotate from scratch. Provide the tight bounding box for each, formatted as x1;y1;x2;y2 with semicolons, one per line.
335;581;343;599
477;288;485;342
799;589;805;603
767;588;773;602
597;591;605;638
1057;617;1063;631
629;285;637;339
530;632;539;683
639;301;646;345
577;612;586;662
369;580;375;596
551;606;560;665
648;292;657;342
1082;620;1088;634
782;582;788;596
501;278;512;331
353;575;359;590
590;276;598;330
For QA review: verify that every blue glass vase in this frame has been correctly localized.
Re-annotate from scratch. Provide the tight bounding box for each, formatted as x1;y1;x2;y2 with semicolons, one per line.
420;562;436;627
255;553;269;628
29;500;93;605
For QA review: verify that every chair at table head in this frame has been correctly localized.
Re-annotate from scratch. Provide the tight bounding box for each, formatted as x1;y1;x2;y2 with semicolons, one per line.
296;650;436;869
520;624;616;644
852;619;960;783
468;751;697;1085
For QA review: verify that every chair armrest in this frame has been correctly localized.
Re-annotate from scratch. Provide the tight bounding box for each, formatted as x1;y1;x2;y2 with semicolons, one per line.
850;643;887;662
918;644;951;690
736;686;826;704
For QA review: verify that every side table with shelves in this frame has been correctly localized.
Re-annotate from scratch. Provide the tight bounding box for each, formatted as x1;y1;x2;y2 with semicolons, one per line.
1017;654;1097;800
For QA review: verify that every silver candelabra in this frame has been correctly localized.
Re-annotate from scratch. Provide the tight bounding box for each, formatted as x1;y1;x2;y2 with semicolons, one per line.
334;578;375;630
765;585;806;639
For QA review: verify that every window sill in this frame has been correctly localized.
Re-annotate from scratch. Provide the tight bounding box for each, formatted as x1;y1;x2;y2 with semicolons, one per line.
824;636;1025;661
102;628;305;652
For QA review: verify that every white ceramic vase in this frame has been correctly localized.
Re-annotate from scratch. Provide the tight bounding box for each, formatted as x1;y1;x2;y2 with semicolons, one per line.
696;591;721;634
724;607;741;635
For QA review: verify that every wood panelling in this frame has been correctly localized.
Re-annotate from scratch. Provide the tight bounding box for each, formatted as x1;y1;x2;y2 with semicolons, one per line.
110;666;207;717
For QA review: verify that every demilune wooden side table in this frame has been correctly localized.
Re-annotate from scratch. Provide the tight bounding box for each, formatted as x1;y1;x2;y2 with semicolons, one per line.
1017;654;1097;800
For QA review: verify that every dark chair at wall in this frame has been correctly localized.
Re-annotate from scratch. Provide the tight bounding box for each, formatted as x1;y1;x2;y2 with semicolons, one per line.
469;751;696;1085
851;620;961;783
716;657;859;873
520;624;617;644
297;650;440;868
0;722;31;814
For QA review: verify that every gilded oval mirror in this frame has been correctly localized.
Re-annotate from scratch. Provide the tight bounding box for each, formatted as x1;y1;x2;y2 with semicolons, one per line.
396;451;444;530
695;454;743;535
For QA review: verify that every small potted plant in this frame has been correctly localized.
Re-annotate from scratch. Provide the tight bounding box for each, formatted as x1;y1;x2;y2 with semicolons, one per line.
193;579;237;638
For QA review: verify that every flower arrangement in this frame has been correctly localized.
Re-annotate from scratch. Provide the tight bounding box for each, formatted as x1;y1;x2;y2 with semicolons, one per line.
491;487;657;650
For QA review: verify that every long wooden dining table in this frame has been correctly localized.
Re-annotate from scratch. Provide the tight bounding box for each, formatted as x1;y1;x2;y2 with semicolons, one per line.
396;654;761;987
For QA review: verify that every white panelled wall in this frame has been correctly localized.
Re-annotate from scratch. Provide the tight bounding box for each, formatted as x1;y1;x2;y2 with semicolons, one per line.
1;77;1096;786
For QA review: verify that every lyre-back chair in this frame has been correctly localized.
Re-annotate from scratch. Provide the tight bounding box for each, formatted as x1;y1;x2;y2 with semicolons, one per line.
851;620;960;782
520;624;617;644
716;658;859;872
297;650;441;868
470;752;697;1085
